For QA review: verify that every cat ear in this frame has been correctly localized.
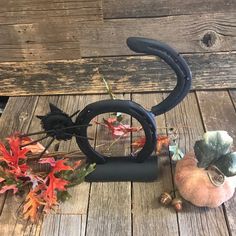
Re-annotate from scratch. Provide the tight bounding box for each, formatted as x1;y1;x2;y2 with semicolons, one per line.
49;103;63;113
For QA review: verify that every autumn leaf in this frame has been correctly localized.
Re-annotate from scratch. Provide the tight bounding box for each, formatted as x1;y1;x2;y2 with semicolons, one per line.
0;184;18;194
44;172;69;206
23;190;45;222
132;135;169;154
73;160;82;169
39;157;56;167
0;136;29;170
7;136;29;160
0;139;30;177
103;118;142;137
20;136;46;154
156;135;170;154
131;137;146;148
106;117;117;124
52;160;73;174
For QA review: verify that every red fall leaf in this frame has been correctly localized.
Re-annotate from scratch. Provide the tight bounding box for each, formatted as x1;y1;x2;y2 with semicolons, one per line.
52;159;73;173
131;135;170;154
44;172;69;206
0;136;30;176
39;157;56;167
103;118;142;137
156;135;170;153
131;137;146;148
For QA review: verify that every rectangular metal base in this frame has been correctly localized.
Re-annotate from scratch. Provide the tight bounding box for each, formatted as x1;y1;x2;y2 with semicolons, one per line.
85;156;158;182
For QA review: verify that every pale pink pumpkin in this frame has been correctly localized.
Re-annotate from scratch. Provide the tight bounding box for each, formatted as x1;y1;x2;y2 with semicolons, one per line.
175;152;236;208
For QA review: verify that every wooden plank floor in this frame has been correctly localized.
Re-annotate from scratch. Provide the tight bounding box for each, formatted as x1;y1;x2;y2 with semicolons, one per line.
0;90;236;236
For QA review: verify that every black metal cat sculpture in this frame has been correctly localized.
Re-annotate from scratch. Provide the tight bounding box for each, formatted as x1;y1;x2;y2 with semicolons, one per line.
22;37;192;182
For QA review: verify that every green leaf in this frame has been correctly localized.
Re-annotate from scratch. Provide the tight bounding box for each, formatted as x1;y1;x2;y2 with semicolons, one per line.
116;112;123;122
57;191;72;202
212;152;236;177
194;131;233;168
169;144;184;161
67;164;96;187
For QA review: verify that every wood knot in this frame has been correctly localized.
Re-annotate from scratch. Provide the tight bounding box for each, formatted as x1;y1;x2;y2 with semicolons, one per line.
201;32;217;48
19;112;29;122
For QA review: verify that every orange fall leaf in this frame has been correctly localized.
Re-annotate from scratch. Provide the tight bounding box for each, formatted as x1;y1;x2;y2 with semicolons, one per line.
23;191;45;222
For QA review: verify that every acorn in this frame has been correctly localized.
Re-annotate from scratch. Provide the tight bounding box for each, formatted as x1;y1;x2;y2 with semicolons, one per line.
171;198;183;212
159;192;173;206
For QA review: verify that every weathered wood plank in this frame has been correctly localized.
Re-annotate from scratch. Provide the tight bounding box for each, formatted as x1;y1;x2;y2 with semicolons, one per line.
59;215;86;236
55;95;98;215
165;92;229;236
197;90;236;235
103;0;236;19
40;214;61;236
0;52;235;96
80;13;236;56
0;1;102;61
0;96;40;236
86;94;132;236
132;93;179;236
41;214;86;236
0;0;102;24
0;96;38;138
229;89;236;108
0;22;81;61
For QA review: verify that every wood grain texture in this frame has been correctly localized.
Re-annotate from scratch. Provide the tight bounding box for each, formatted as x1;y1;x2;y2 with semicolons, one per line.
197;90;236;235
80;13;236;56
86;94;132;236
132;93;179;236
41;214;86;236
103;0;236;19
0;0;102;24
0;22;81;61
0;52;235;96
165;92;229;236
0;0;102;61
59;215;86;236
40;214;61;236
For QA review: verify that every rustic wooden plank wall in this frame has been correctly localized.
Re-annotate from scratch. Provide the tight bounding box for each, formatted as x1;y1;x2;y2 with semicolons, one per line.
0;52;235;96
0;0;103;61
103;0;236;18
0;0;235;96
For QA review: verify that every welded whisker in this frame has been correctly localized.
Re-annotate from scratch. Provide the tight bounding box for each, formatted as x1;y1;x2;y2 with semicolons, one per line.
64;132;94;141
20;134;50;148
38;137;55;159
19;124;92;138
19;130;49;138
